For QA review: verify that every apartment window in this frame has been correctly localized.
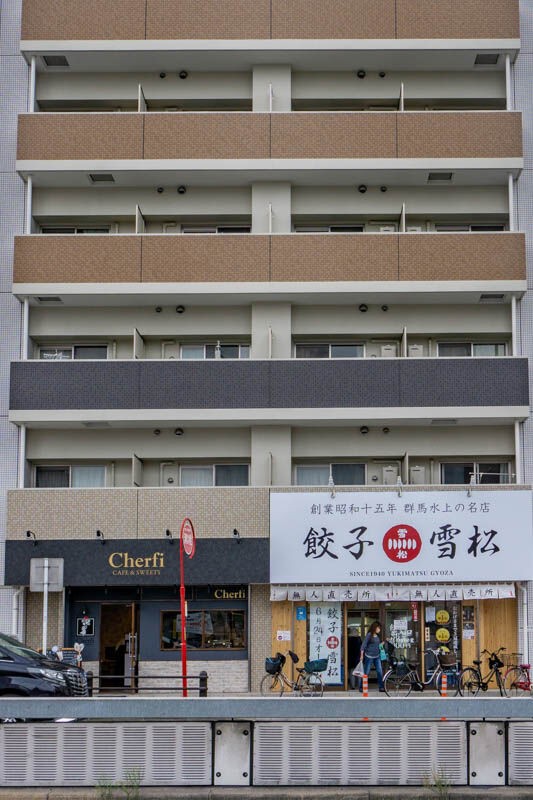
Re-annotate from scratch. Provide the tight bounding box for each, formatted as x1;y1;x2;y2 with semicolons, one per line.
180;344;250;359
441;462;509;485
437;342;505;357
295;463;365;486
180;464;249;487
41;227;110;234
294;225;364;233
435;224;505;233
295;343;364;359
35;465;106;488
181;225;251;234
39;345;108;360
161;609;246;650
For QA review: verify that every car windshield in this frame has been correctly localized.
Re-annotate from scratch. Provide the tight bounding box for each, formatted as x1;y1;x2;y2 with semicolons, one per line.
0;634;45;660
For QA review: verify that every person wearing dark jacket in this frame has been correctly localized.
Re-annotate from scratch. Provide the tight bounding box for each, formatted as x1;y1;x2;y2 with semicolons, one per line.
359;621;385;692
348;627;363;689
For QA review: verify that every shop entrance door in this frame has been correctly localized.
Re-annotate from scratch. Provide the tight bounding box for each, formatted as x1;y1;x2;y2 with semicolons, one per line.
345;607;380;688
99;603;138;691
384;604;419;666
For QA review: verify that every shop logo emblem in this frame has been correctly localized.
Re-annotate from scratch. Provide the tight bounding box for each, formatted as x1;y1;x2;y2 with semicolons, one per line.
382;524;422;563
326;635;339;649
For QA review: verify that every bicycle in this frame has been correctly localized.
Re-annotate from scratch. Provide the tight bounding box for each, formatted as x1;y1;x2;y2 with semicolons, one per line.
458;647;507;696
260;650;326;697
383;648;459;697
503;653;533;697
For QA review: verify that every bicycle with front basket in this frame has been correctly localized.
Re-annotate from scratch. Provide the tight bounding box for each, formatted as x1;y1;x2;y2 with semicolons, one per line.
260;650;327;697
458;647;507;696
383;648;460;697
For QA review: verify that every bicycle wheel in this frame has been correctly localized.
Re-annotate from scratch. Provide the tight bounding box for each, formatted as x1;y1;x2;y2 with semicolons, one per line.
299;671;324;698
260;673;284;696
458;667;481;697
384;670;412;697
503;667;529;697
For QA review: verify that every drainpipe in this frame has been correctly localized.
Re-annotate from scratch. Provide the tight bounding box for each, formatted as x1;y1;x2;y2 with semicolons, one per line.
25;175;33;234
28;56;36;112
22;297;29;360
508;173;515;232
505;54;513;111
511;295;517;356
514;420;522;484
11;587;23;637
519;582;529;664
18;423;26;489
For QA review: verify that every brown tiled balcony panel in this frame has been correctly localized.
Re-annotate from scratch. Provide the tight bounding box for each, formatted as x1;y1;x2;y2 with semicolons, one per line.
271;235;398;281
146;0;270;39
22;0;518;40
21;0;146;40
396;0;520;40
397;113;523;159
13;235;142;283
399;233;526;282
271;113;397;159
13;233;525;284
143;113;270;160
141;235;270;282
270;0;396;39
17;114;143;161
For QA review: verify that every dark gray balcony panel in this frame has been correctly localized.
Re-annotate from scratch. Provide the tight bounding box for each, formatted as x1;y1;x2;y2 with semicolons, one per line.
9;359;529;411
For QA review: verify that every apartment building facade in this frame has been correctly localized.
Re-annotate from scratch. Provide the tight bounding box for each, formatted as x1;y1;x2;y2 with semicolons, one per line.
1;0;532;692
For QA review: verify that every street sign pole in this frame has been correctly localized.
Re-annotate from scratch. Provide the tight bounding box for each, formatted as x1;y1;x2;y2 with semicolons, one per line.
179;518;196;698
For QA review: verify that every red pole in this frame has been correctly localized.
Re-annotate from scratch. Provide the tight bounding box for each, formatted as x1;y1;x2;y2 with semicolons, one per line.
179;535;188;697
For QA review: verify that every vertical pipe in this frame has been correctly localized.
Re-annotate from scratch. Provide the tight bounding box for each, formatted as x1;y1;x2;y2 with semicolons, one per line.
18;424;26;488
511;295;517;356
514;420;522;484
268;82;273;113
520;582;529;664
268;203;273;234
399;82;404;112
508;173;515;232
11;587;23;637
22;297;29;359
28;56;36;112
42;558;49;654
25;175;33;234
400;203;406;233
505;54;512;111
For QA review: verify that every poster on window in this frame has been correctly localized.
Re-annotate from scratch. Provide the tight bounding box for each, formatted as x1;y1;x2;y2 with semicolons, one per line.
308;601;342;685
270;490;533;583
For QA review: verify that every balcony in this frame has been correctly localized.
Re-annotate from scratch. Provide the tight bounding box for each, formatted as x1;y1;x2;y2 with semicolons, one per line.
21;0;519;41
17;112;523;162
13;233;526;285
9;358;529;414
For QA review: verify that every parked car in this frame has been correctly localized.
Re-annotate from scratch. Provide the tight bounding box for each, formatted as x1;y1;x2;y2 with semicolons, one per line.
0;632;88;697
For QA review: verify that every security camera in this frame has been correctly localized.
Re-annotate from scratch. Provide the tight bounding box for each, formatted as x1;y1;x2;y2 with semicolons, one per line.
176;305;185;313
358;185;367;194
360;426;369;435
177;185;187;194
174;427;184;436
179;71;188;80
358;303;368;312
233;528;241;539
357;70;366;79
156;187;164;194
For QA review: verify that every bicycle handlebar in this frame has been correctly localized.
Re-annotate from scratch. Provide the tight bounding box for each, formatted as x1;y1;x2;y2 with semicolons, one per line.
481;647;506;655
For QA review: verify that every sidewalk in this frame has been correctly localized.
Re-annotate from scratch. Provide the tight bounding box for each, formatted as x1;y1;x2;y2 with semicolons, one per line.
2;787;533;800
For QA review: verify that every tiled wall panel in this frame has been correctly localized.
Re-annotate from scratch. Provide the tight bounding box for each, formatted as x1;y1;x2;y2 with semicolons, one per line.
146;0;270;40
21;0;146;40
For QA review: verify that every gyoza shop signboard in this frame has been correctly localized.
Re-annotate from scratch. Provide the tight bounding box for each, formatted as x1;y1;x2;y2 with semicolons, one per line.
270;490;533;583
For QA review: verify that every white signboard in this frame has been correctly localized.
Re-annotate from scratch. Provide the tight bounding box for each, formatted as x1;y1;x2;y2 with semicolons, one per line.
270;490;533;583
308;602;342;685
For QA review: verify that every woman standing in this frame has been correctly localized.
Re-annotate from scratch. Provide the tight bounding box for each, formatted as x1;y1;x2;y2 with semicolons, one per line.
359;621;385;692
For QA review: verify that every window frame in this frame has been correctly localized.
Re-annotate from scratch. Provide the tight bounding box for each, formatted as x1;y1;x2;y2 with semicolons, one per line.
293;462;367;487
440;461;511;485
294;342;366;359
179;343;250;360
33;463;108;488
179;463;250;487
437;341;506;358
159;607;247;651
38;343;109;360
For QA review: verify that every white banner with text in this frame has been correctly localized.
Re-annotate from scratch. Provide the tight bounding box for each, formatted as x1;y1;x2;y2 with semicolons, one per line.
270;490;533;583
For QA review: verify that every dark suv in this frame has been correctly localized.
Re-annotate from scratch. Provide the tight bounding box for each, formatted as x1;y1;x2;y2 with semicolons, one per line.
0;633;88;697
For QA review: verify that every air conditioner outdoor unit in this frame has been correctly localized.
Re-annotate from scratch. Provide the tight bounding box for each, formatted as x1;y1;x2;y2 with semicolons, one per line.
406;225;422;232
383;464;400;485
408;343;424;357
410;465;426;485
381;343;397;358
379;225;397;233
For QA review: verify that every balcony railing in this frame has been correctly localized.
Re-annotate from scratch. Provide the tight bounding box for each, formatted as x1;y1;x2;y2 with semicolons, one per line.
9;358;529;412
13;232;526;284
17;112;523;162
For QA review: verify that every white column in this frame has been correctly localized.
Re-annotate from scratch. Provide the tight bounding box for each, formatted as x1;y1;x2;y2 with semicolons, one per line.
22;297;30;359
18;424;26;489
515;420;522;484
251;302;292;359
508;173;515;232
28;56;36;112
505;54;513;111
252;65;291;112
511;295;518;356
252;182;291;233
25;175;33;234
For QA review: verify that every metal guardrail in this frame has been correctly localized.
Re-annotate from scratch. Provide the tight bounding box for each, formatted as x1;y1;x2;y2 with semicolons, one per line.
85;670;208;697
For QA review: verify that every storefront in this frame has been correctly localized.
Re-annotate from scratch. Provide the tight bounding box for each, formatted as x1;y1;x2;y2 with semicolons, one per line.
5;537;268;692
269;489;531;689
